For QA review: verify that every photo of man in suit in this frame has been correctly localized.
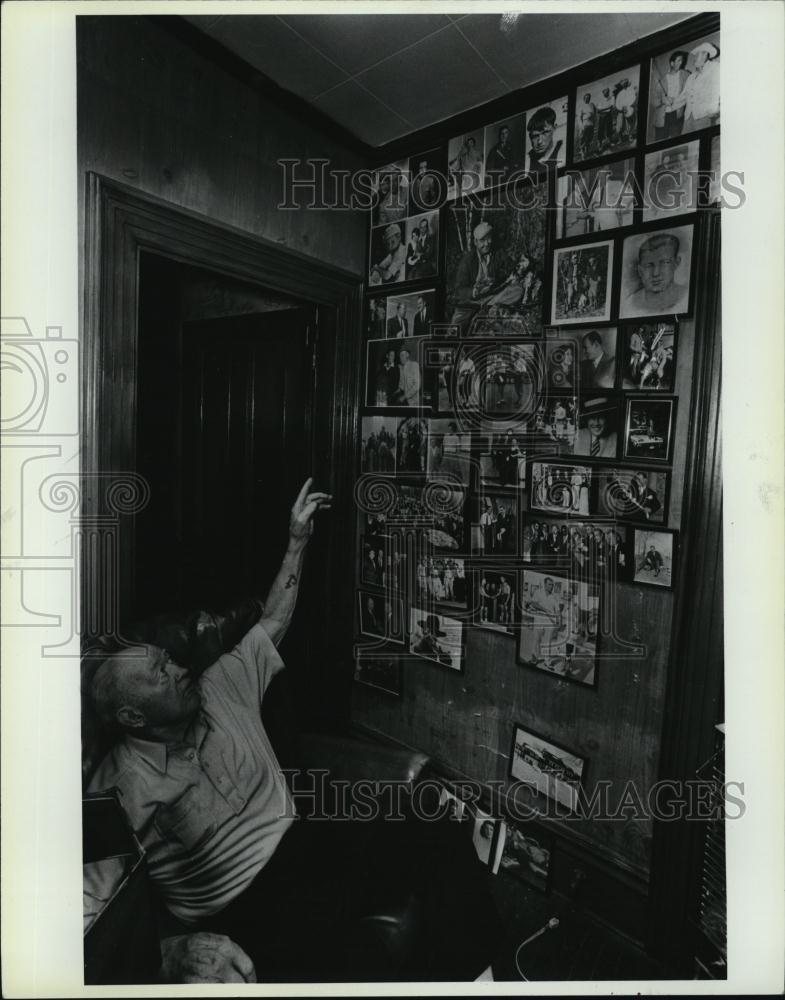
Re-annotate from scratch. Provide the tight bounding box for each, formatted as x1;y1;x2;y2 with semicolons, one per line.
396;346;421;407
387;302;409;338
412;294;431;336
573;398;619;458
449;220;509;335
580;329;616;389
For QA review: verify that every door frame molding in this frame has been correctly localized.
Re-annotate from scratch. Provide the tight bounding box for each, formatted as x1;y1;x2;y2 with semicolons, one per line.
82;172;363;721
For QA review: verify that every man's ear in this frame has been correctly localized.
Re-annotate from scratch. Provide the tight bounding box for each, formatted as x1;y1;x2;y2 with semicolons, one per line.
117;705;146;729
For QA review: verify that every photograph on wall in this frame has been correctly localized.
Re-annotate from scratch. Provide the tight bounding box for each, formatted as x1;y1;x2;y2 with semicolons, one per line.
414;553;468;609
366;295;388;338
558;158;636;238
495;821;552;890
619;224;694;319
447;127;485;200
623;397;676;463
550;242;613;325
544;329;579;391
396;416;428;474
510;725;587;812
646;33;720;142
573;65;640;162
372;159;410;226
361;416;398;473
358;590;405;645
408;148;444;215
369;220;408;285
597;467;669;524
426;418;472;487
642;140;700;221
470;808;501;868
432;345;461;412
619;322;677;391
572;396;620;459
534;394;578;454
482;114;526;187
360;535;386;588
439;785;469;821
523;519;632;582
404;211;439;282
365;337;425;408
385;288;437;338
633;528;677;588
445;182;547;337
518;571;600;686
475;569;516;634
362;483;424;538
523;96;568;171
480;343;543;416
424;485;467;552
708;133;721;204
409;608;464;671
472;493;518;556
530;461;594;516
354;655;402;697
478;424;527;489
574;326;618;390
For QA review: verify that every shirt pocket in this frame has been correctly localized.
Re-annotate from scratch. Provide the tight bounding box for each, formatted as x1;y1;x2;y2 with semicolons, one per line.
153;788;216;853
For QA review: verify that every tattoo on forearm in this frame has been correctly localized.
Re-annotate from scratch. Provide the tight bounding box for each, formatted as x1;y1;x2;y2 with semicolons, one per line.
285;574;297;589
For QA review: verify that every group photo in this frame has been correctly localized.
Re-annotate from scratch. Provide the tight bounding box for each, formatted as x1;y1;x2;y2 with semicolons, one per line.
551;243;613;325
573;66;640;162
523;519;632;583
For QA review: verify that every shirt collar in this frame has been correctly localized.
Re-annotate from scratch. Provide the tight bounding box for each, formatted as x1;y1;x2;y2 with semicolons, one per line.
123;712;212;773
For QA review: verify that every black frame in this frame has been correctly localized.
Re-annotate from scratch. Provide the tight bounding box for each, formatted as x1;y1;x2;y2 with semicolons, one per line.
550;238;615;325
596;465;672;525
528;459;595;517
618;319;679;392
522;515;633;584
509;722;589;813
632;526;679;590
617;219;697;321
622;395;677;464
357;589;405;646
571;63;642;165
472;568;518;636
408;604;466;673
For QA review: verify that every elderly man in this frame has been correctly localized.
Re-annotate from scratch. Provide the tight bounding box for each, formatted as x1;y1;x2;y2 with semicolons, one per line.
527;105;564;170
450;220;508;335
673;40;720;132
86;480;502;983
371;222;406;284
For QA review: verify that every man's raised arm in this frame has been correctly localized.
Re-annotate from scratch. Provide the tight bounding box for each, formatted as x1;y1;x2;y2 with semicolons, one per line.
259;477;332;646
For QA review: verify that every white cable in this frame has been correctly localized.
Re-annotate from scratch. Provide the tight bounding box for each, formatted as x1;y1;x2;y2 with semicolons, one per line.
513;917;560;981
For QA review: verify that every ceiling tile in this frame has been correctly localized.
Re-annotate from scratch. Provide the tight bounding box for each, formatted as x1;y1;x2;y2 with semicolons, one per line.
280;14;452;78
313;79;411;148
183;15;348;100
357;24;506;131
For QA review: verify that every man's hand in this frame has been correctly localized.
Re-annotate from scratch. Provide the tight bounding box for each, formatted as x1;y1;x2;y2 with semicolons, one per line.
289;477;332;544
160;932;257;984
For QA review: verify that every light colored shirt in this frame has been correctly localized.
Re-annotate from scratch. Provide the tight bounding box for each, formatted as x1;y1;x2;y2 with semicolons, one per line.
86;624;295;925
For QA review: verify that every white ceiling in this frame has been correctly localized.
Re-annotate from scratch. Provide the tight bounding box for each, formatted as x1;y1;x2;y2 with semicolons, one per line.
184;11;694;148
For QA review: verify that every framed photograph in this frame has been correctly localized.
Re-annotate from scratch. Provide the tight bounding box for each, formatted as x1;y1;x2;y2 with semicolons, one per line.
414;553;468;609
530;461;594;516
445;182;547;337
518;571;600;687
523;96;568;171
535;394;578;453
475;569;517;634
359;535;387;588
358;590;405;645
523;518;632;583
509;724;587;811
480;343;543;416
470;807;502;868
472;492;518;556
482;115;526;187
573;65;640;162
642;140;700;221
426;418;472;487
361;416;398;473
619;321;677;391
619;223;695;319
362;483;423;538
573;325;618;391
385;289;436;338
623;396;676;463
408;148;444;215
365;337;426;408
447;128;485;200
396;416;428;474
372;159;409;227
495;821;552;890
551;241;613;325
369;221;407;286
646;33;721;143
478;424;527;489
558;158;636;238
708;134;721;205
424;485;467;552
572;396;620;460
597;467;670;524
544;329;580;391
366;295;387;338
354;655;402;697
404;211;439;282
633;528;677;588
409;607;464;671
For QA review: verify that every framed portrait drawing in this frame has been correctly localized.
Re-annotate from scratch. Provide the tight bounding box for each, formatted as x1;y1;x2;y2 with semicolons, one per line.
409;607;464;672
354;655;402;697
619;321;677;391
619;223;695;319
551;241;613;325
646;32;720;143
558;158;636;238
474;569;517;634
518;570;600;687
573;65;641;163
597;467;670;524
509;724;588;812
622;397;676;463
642;140;700;222
633;528;677;589
523;96;568;172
